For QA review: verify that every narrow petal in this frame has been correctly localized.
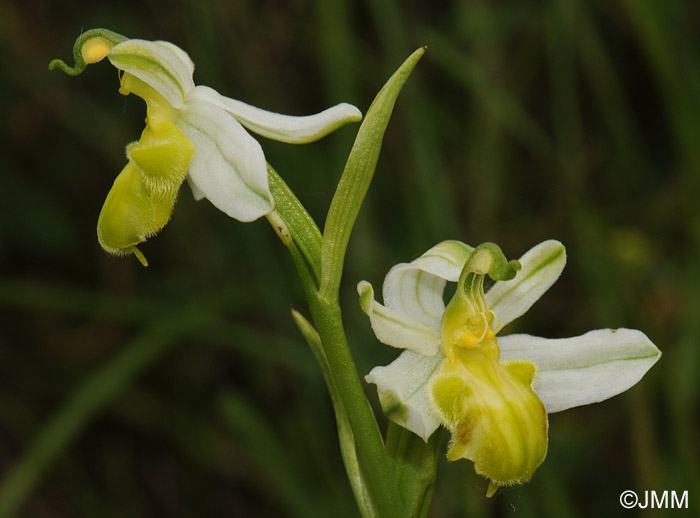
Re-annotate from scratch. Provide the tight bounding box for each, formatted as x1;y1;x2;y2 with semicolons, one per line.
195;86;362;143
383;240;474;328
177;87;274;221
498;328;661;413
487;240;566;329
365;350;443;441
358;281;441;355
109;39;195;108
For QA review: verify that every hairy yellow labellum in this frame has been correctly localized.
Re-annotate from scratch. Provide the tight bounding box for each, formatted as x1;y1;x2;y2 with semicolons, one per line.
432;350;547;491
127;121;194;194
431;244;547;495
97;114;194;265
97;163;168;254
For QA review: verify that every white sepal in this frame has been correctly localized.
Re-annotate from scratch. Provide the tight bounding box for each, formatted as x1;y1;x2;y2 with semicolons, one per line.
195;86;362;143
383;240;474;328
178;87;274;221
188;179;206;201
487;240;566;330
498;328;661;413
365;350;443;442
109;39;195;109
358;281;441;355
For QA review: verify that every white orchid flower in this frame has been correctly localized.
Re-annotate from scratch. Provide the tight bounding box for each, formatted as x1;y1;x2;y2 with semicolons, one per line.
50;29;362;265
358;239;660;496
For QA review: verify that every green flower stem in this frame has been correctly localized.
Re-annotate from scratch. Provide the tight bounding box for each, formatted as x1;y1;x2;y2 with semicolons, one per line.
291;310;377;517
267;49;427;517
266;209;402;516
308;296;403;517
268;226;405;518
265;199;400;515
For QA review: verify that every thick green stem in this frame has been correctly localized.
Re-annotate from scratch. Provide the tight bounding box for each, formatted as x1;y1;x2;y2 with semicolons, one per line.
266;48;428;517
291;310;377;517
308;296;404;517
267;209;400;516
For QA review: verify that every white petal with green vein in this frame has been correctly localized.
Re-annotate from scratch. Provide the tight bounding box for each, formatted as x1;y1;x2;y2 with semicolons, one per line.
194;85;362;144
365;350;443;441
383;240;474;328
498;328;661;412
487;240;566;329
178;87;274;221
109;39;195;108
358;281;441;355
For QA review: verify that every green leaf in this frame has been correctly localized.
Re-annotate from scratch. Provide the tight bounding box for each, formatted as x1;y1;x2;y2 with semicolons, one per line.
319;47;426;300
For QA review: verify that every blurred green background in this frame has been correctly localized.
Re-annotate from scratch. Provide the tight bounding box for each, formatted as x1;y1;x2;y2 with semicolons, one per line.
1;0;699;516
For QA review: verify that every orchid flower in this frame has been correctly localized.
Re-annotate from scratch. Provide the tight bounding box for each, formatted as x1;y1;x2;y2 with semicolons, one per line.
358;239;661;496
49;29;362;265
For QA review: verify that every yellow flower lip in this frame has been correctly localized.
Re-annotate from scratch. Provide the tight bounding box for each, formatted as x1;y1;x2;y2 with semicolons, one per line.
431;354;548;493
432;243;547;494
97;117;194;266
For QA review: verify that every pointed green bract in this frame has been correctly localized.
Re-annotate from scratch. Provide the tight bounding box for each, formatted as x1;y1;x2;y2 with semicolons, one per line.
283;50;433;517
266;163;323;281
320;47;426;300
385;423;444;518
